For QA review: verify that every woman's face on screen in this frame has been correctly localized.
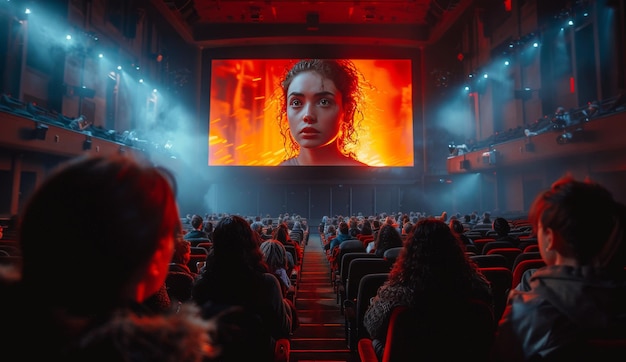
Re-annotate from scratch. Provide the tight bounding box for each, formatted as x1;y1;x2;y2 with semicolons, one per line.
286;71;344;150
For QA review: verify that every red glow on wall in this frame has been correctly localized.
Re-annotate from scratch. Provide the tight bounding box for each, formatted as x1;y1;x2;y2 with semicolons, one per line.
504;0;512;12
570;76;576;93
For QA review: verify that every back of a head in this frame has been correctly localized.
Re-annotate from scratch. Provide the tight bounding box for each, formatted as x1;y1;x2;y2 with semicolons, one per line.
273;223;290;243
191;215;204;230
172;238;191;265
376;224;403;251
211;215;264;270
493;217;511;236
339;222;349;235
259;239;287;271
19;155;181;313
213;215;251;251
402;222;414;234
392;218;473;291
529;175;626;269
251;221;264;234
450;219;465;234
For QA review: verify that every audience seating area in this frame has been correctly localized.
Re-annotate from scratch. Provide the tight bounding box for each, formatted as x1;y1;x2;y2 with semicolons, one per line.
0;213;560;361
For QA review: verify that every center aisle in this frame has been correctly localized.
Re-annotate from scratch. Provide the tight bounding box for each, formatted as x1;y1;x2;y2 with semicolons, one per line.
289;232;361;362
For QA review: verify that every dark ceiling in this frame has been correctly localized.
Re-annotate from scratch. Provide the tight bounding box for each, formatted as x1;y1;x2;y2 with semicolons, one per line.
150;0;471;48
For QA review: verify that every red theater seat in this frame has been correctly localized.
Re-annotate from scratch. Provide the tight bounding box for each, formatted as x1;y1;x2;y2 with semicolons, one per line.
358;299;495;362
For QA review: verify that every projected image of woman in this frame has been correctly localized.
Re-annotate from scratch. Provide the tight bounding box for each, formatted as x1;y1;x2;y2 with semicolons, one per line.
277;59;369;166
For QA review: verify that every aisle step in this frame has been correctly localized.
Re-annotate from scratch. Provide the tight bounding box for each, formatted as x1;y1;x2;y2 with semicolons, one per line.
289;232;359;362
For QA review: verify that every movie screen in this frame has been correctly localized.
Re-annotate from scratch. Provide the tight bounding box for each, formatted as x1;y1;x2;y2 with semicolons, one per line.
208;59;414;167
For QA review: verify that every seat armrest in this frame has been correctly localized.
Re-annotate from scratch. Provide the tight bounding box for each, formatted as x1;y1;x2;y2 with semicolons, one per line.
358;338;378;362
274;338;290;362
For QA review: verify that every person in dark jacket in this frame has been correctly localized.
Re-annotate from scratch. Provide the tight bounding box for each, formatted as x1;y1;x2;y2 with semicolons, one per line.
184;214;209;240
491;175;626;361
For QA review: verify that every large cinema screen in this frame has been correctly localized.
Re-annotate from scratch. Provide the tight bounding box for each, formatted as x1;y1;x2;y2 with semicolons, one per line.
208;59;414;167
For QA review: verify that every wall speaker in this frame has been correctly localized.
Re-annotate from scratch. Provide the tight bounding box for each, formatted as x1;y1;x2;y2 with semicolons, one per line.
83;136;92;151
32;123;48;140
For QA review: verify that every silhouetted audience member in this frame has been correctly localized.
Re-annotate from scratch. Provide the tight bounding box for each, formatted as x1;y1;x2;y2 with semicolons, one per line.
325;224;337;242
581;100;600;122
169;238;196;277
450;218;475;250
348;218;361;238
491;175;626;361
274;222;302;267
191;215;293;361
364;218;493;360
371;223;404;257
260;239;293;295
260;239;300;329
360;219;373;236
492;217;520;247
251;219;269;241
478;211;492;226
203;220;214;241
326;221;352;252
401;221;414;236
371;219;381;240
551;106;570;129
0;154;209;361
290;220;305;244
462;214;473;230
184;214;209;240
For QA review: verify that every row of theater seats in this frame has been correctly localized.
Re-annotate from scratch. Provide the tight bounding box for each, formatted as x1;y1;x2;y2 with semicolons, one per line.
178;233;306;306
320;229;549;357
331;236;626;362
322;218;626;362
